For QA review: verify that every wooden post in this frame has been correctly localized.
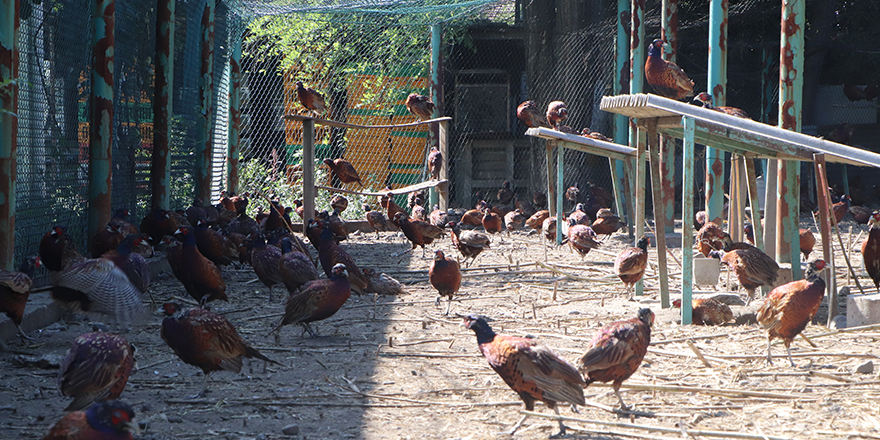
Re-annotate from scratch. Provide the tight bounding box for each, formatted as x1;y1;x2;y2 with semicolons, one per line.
302;119;316;235
647;120;670;308
814;154;837;325
634;126;647;297
744;157;764;251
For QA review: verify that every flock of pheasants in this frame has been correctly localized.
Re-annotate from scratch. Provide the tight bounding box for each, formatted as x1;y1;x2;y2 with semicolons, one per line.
0;37;874;439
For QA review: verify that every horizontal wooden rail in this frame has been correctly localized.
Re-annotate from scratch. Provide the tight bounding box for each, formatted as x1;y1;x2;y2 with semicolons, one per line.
283;114;452;130
314;179;447;197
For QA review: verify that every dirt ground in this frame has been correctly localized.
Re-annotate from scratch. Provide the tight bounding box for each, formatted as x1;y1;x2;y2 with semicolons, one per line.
2;215;880;440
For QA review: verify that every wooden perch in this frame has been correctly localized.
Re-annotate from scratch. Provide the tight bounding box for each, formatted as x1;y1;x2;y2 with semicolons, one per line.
284;114;452;130
314;179;447;197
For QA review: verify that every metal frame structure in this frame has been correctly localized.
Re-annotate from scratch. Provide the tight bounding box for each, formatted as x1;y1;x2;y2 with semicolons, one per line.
282;115;451;234
601;93;880;324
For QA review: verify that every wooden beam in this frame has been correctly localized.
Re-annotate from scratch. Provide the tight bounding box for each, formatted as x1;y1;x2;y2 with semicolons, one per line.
315;179;448;197
283;114;452;130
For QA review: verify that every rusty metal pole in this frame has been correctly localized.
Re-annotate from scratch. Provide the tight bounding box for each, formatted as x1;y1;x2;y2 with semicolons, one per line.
152;0;174;211
777;0;804;281
631;0;646;297
301;119;316;235
647;120;670;308
0;0;19;270
194;0;215;206
813;154;837;324
612;0;631;237
705;0;727;226
428;23;442;207
659;0;677;234
680;116;696;324
227;35;241;196
88;0;114;246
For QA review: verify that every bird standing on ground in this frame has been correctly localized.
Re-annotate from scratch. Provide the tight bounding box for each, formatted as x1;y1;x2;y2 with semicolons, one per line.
279;237;318;294
395;212;445;258
58;332;134;411
567;218;601;258
40;225;83;275
592;208;622;238
463;314;584;437
41;400;139;440
447;221;490;267
362;268;404;296
323;158;364;187
496;181;514;206
161;303;279;398
364;205;391;238
405;93;435;120
516;100;549;128
863;212;880;290
0;256;39;341
711;243;779;306
672;298;733;326
568;203;589;226
578;308;654;410
273;263;352;338
800;229;816;261
546;101;568;129
194;219;237;268
250;235;283;302
615;236;649;298
168;226;227;305
295;80;327;116
697;221;726;257
481;208;502;235
757;260;827;366
429;250;461;315
645;39;694;100
525;209;550;231
504;209;524;234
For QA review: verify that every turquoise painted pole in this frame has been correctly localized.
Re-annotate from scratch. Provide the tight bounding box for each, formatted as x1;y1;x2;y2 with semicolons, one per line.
777;0;805;281
705;0;727;226
659;0;677;234
195;0;215;206
612;0;631;236
631;0;645;296
227;36;241;196
429;23;441;207
0;0;19;270
556;143;564;245
680;116;695;324
88;0;114;246
152;0;174;210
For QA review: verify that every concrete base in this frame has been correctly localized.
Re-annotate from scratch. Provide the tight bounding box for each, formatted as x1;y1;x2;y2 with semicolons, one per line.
646;232;682;248
693;257;720;285
847;294;880;327
773;263;793;289
0;296;64;343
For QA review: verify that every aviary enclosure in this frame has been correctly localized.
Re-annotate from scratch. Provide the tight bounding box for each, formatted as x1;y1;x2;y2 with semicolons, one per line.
2;1;880;439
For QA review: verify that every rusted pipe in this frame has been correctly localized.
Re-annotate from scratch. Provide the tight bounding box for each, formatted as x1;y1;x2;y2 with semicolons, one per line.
0;0;20;270
152;0;174;210
88;0;114;246
227;35;241;196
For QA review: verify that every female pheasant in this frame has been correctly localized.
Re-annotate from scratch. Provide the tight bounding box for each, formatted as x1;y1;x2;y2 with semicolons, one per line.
58;332;135;411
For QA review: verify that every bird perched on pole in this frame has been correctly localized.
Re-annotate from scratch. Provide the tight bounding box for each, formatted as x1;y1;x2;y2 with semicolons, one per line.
428;146;442;181
405;93;435;121
694;92;750;119
756;260;827;366
578;308;654;411
323;158;364;187
0;256;40;341
41;400;139;440
58;332;134;411
546;101;568;130
295;80;327;116
161;303;279;398
463;314;584;437
645;39;694;100
516;100;549;128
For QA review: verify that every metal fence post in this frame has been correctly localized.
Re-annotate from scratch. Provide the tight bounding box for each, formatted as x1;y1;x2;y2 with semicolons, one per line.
705;0;728;226
612;0;631;235
429;23;442;207
88;0;114;246
660;0;677;234
302;119;316;235
778;0;805;280
556;142;564;245
630;0;646;297
195;0;215;206
227;35;241;196
0;0;19;270
152;0;174;211
680;116;695;324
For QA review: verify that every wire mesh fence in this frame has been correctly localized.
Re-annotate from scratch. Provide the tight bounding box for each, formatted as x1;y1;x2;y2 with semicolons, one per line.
9;0;880;268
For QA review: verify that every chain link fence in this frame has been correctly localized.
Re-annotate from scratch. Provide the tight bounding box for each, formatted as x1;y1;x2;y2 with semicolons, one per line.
10;0;880;267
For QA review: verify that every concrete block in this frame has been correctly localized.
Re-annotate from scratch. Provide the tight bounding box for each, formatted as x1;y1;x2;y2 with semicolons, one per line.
0;300;64;342
645;232;682;248
693;257;720;286
847;294;880;327
773;263;793;289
